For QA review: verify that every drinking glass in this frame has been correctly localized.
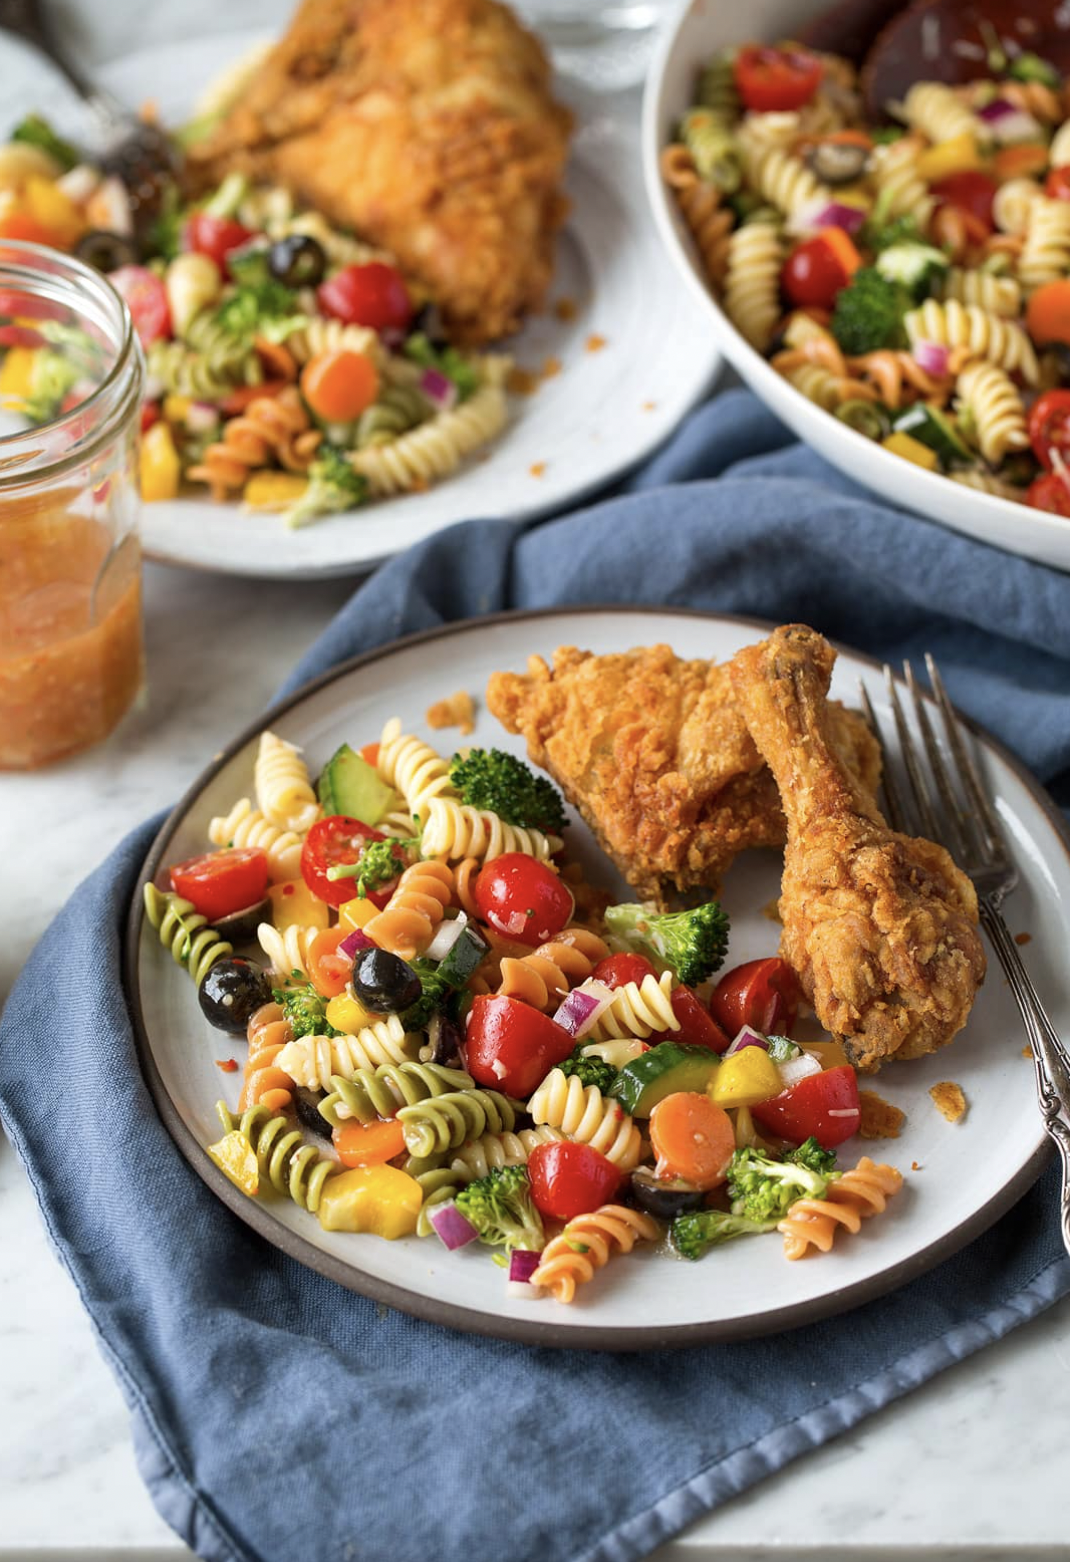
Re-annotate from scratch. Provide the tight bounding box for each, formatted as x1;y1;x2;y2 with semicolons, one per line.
514;0;679;90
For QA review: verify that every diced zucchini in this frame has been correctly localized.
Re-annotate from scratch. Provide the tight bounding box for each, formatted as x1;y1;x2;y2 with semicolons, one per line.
874;241;948;299
317;743;396;827
437;923;490;988
610;1041;720;1118
890;403;972;466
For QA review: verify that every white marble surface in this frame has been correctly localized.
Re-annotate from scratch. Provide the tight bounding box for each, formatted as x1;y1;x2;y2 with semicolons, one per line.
2;561;1070;1560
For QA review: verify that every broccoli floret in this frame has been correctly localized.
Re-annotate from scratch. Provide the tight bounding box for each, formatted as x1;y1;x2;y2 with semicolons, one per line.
558;1046;619;1092
273;982;340;1039
214;280;300;340
400;958;454;1032
869;125;906;147
861;211;921;254
603;900;730;988
454;1165;545;1254
325;837;412;899
21;348;80;424
449;748;567;834
283;445;369;529
404;332;480;400
830;267;910;356
875;241;949;301
671;1209;777;1260
1008;52;1059;88
726;1146;833;1223
787;1136;839;1176
765;1034;801;1063
11;113;78;171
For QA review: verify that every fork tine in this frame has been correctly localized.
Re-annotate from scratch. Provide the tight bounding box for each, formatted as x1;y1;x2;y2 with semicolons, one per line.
903;660;972;864
884;665;941;840
858;679;908;832
924;654;1005;861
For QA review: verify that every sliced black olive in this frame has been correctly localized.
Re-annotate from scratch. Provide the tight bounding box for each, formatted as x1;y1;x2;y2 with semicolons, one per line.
268;234;327;289
407;302;449;348
804;141;870;186
630;1166;707;1219
75;229;140;274
211;896;273;946
426;1012;463;1067
198;956;273;1032
351;947;422;1013
294;1087;334;1142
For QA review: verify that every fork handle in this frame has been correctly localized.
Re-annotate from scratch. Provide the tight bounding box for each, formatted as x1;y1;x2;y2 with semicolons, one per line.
979;899;1070;1255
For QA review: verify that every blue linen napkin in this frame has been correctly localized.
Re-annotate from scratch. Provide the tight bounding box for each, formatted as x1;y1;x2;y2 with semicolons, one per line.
3;388;1070;1562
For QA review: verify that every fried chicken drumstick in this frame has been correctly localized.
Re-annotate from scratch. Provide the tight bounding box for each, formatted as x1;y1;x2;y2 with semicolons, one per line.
185;0;573;345
486;644;881;905
731;625;985;1071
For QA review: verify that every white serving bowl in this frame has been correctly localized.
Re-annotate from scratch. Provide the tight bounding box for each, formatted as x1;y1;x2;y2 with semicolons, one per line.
643;0;1070;572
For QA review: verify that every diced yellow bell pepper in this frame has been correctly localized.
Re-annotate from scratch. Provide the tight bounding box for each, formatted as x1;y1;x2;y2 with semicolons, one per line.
337;895;380;932
163;394;192;424
243;471;310;512
799;1038;850;1072
24;175;83;242
140;421;181;501
915;133;980;183
882;431;939;471
268;879;330;935
325;990;374;1035
0;345;36;402
317;1164;422;1237
205;1131;259;1196
709;1047;783;1109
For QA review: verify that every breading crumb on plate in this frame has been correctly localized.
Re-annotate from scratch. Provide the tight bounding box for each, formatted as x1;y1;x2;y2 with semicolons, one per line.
586;333;607;352
1022;1045;1034;1060
911;1160;921;1171
506;367;540;396
529;462;547;478
553;298;578;321
541;357;563;380
858;1090;906;1139
426;691;476;736
930;1081;968;1123
1015;931;1032;946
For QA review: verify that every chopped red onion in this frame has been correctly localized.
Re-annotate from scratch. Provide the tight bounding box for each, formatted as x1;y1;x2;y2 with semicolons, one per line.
725;1025;769;1056
508;1249;542;1284
186;401;220;434
977;97;1018;122
419;367;458;410
912;340;950;377
425;913;467;962
788;200;866;237
975;99;1042;143
776;1053;824;1090
428;1201;480;1250
553;979;614;1039
338;927;374;960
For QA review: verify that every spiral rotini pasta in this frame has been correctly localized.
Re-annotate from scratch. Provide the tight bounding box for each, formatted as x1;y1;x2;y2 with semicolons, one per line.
317;1062;473;1126
679;106;740;190
991;176;1043;236
739;140;832;219
238;1001;295;1113
253;731;320;834
454;856;482;922
1018;197;1070;292
933;268;1021;318
207;797;303;880
276;1018;419;1090
1049;118;1070;167
356;385;430;448
530;1204;660;1303
282;315;381;368
448;1125;565;1180
585;971;681;1042
869;138;934;226
897;81;984;145
376;719;456;822
660;144;735;288
778;1158;903;1259
950;469;1025;499
496;927;610;1009
188;387;322;499
695;50;739;119
257;921;321;983
397;1088;521;1159
349;376;509;497
526;1068;642;1169
738;110;802;152
214;1102;337;1212
955;360;1028;466
420;795;562;864
723;220;783;351
147;335;256;399
410;1165;470;1236
903;300;1039;384
143;884;233;986
362;859;454;959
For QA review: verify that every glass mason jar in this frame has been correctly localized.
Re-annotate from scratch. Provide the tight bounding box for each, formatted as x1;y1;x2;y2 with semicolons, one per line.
0;241;144;770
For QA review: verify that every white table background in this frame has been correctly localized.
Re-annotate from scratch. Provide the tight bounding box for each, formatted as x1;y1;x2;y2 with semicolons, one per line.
2;2;1070;1557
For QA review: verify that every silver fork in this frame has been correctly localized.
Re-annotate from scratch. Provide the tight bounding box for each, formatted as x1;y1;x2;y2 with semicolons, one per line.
858;656;1070;1255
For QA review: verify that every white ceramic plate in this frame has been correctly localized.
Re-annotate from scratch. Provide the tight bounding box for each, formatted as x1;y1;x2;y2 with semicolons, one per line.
128;608;1064;1348
66;33;716;579
643;0;1070;574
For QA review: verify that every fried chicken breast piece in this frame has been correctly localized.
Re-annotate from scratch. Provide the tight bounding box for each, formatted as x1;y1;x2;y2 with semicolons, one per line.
485;643;881;905
185;0;573;345
731;625;985;1072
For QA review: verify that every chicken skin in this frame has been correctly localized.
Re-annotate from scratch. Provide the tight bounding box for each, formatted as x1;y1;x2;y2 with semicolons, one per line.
731;625;985;1071
486;643;881;905
185;0;573;344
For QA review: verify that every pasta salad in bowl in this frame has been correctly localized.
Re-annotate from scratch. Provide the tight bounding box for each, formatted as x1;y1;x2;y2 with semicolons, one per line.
643;0;1070;571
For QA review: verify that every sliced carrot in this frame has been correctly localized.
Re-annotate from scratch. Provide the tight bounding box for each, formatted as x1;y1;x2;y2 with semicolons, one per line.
993;143;1049;183
649;1091;736;1190
820;128;874;150
300;349;379;423
818;226;862;281
1026;279;1070;347
360;741;380;767
308;926;353;998
217;379;290;415
333;1117;406;1168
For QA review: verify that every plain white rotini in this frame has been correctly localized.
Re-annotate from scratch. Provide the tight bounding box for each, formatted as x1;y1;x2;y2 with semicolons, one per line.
1018;197;1070;292
253;731;320;834
449;1125;565;1179
165;253;223;339
1050;119;1070;167
903;299;1039;384
737;110;801;151
781;362;844;412
869;139;934;226
586;971;681;1042
950;469;1025;500
933;268;1021;318
350;379;509;497
276;1018;418;1090
723;221;783;351
257;922;321;982
283;316;382;368
420;796;562;864
207;798;302;880
955;361;1029;466
991;176;1044;236
739;140;831;219
527;1070;642;1169
898;81;984;144
377;719;455;823
192;39;273;120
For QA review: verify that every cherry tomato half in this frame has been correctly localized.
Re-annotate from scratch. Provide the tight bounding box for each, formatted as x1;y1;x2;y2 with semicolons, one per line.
1029;388;1070;469
590;952;657;990
186;213;255;272
527;1140;623;1222
670;986;732;1053
307;927;355;998
473;853;574;947
930;171;997;232
464;993;576;1098
1046;166;1070;202
0;322;45;348
749;1064;861;1149
733;46;823;113
709;957;801;1040
108;265;171;347
1026;471;1070;517
300;815;390;908
781;234;851;311
170;847;269;923
0;289;68;322
317;261;413;333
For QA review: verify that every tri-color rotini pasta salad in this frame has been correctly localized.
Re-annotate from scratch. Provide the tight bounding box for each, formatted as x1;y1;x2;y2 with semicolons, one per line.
143;716;902;1306
0;114;509;526
662;39;1070;515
